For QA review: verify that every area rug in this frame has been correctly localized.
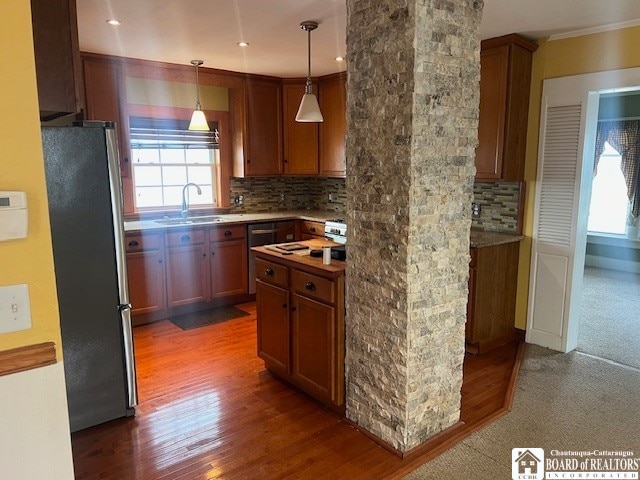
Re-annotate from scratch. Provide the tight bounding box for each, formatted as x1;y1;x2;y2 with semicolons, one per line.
169;306;251;330
577;266;640;370
404;344;640;479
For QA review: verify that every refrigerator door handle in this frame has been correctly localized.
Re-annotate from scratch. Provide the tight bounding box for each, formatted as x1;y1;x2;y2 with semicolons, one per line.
119;304;138;408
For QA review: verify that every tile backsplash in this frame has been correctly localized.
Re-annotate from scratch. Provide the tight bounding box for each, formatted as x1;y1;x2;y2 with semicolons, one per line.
471;181;521;233
230;177;519;232
229;177;346;214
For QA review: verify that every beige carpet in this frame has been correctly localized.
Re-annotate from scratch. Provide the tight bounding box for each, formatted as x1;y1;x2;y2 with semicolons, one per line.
578;266;640;369
404;344;640;479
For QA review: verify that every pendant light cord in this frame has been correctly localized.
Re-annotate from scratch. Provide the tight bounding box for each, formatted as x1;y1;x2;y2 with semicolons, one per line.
195;63;202;110
306;26;312;94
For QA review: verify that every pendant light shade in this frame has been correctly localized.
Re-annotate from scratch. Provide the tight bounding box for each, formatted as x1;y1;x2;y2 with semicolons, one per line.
188;60;210;131
295;21;323;123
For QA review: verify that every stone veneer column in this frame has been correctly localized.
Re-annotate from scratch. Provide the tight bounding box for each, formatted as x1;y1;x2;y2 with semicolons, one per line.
345;0;483;452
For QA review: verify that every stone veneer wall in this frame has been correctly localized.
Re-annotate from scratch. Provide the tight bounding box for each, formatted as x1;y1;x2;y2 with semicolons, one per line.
229;177;346;214
472;181;521;232
346;0;483;452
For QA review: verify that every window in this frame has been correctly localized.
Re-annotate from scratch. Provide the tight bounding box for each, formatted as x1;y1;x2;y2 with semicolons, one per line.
587;141;630;235
129;117;219;210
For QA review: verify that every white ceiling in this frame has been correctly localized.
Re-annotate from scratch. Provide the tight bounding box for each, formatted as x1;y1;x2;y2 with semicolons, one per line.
76;0;640;78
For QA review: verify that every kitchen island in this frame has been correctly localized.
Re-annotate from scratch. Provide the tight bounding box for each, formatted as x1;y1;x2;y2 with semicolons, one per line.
252;239;346;412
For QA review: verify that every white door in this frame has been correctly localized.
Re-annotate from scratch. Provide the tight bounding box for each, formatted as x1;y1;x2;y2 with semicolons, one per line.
527;68;640;352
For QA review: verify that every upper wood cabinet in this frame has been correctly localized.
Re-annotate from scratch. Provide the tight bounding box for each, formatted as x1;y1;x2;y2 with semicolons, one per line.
319;73;347;177
82;56;131;177
476;34;537;181
241;78;283;176
31;0;83;120
283;82;319;175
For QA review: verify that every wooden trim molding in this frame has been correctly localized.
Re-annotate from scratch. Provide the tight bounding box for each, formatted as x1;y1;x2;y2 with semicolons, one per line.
0;342;57;378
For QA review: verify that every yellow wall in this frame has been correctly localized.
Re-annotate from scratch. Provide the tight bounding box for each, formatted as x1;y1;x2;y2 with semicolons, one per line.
0;1;62;356
126;77;229;111
515;25;640;328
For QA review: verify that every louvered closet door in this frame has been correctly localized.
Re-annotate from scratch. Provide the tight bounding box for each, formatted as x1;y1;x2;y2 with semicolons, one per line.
527;100;587;352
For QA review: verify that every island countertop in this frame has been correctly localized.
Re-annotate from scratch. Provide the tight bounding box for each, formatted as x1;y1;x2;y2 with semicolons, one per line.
251;239;346;276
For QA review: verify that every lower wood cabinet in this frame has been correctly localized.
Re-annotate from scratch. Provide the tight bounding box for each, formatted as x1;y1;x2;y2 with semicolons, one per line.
255;252;345;410
466;241;520;354
125;224;249;322
125;232;166;317
165;231;210;308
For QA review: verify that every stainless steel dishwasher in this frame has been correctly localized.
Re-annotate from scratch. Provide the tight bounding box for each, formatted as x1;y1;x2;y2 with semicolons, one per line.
248;221;296;294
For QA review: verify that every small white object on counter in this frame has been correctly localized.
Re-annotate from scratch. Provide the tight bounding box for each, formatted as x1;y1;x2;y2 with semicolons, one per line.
322;246;331;265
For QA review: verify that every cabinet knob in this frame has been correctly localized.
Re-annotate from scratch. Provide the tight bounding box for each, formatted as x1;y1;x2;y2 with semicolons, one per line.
305;282;316;291
181;235;190;242
158;259;163;264
224;230;232;237
128;240;139;247
282;303;287;309
211;251;216;256
310;227;316;233
265;268;274;276
202;253;206;257
290;306;297;312
123;157;129;164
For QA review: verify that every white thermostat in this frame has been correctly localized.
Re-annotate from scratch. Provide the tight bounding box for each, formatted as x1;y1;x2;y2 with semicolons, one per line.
0;191;28;241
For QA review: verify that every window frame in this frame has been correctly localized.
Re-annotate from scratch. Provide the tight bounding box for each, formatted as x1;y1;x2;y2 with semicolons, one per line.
121;105;231;216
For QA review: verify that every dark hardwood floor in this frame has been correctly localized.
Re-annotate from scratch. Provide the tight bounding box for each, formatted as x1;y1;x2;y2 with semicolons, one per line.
71;302;521;479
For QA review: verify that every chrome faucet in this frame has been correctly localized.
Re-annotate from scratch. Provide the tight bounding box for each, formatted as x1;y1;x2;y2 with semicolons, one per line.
181;183;202;218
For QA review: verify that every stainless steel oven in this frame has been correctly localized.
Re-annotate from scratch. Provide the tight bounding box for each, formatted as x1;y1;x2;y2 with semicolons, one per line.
248;221;295;293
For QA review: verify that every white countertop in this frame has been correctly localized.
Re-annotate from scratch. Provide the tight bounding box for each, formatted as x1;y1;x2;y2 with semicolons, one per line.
124;210;344;232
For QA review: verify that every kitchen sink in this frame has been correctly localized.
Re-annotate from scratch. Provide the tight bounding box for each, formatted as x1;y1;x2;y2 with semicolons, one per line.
155;216;223;225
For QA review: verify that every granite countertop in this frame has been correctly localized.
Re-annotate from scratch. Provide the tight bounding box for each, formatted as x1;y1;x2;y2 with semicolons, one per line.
470;229;524;248
124;210;342;232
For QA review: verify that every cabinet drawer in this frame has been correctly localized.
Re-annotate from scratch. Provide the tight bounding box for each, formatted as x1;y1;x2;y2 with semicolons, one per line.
299;220;324;237
210;225;245;242
256;257;289;288
166;229;205;247
292;270;334;305
125;233;161;252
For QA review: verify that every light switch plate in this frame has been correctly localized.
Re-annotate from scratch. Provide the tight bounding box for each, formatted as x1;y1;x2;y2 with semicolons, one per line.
0;284;32;333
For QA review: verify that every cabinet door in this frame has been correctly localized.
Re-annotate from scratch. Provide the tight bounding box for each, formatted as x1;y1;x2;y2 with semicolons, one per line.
210;239;248;299
127;250;166;316
83;57;131;177
256;281;290;375
31;0;82;119
319;74;346;177
245;80;283;176
291;294;335;402
283;83;319;175
165;244;210;307
475;45;509;180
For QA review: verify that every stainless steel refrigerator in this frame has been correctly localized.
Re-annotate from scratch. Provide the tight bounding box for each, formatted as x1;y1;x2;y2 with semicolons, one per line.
42;122;137;433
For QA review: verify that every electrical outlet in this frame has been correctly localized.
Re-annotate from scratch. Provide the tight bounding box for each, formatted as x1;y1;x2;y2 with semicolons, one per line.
328;193;333;202
234;195;244;205
0;284;31;333
280;193;285;203
471;202;481;219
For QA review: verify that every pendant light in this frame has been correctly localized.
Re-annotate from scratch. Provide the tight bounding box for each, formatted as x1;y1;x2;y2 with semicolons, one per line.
188;60;210;131
295;21;323;123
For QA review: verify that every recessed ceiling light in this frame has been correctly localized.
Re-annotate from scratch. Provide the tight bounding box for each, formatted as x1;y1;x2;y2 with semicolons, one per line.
237;41;249;47
106;19;121;26
335;56;345;62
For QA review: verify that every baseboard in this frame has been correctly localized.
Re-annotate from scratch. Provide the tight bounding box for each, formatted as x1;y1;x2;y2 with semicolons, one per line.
585;254;640;274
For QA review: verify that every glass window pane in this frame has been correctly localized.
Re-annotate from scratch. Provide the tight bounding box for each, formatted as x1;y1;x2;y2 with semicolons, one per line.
162;166;188;186
132;148;159;164
587;142;629;234
135;187;163;208
187;165;214;185
133;165;162;186
160;149;185;164
163;186;184;207
190;185;214;205
186;149;214;164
